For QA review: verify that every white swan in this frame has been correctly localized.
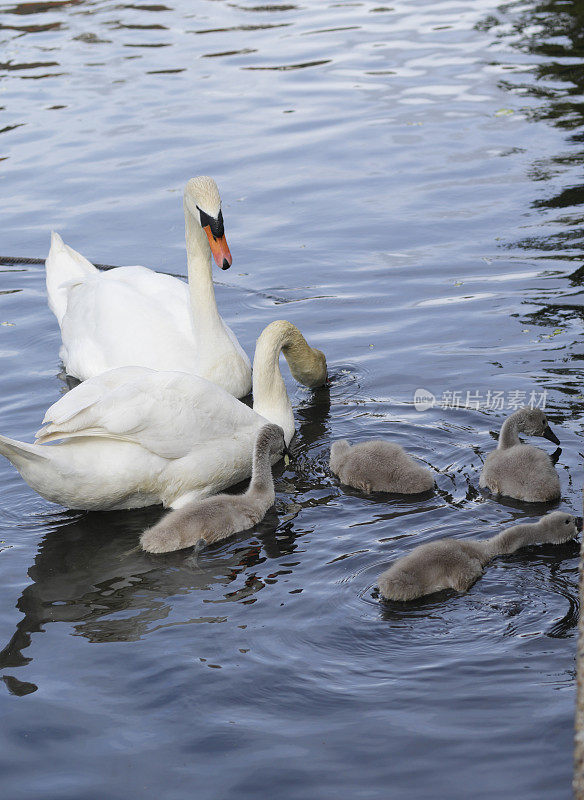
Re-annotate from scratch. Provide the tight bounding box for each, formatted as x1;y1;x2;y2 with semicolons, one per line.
46;176;252;398
0;321;326;511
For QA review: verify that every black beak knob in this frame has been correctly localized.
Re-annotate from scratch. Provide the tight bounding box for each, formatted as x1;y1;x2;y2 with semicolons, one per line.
543;425;560;445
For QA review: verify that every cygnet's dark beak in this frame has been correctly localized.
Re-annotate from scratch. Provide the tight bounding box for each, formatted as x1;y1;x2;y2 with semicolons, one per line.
575;516;583;531
543;425;560;445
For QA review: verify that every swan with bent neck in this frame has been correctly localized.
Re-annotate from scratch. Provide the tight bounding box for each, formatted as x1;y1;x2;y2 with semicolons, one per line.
0;320;326;510
141;424;287;554
479;407;561;502
45;176;252;397
378;511;579;601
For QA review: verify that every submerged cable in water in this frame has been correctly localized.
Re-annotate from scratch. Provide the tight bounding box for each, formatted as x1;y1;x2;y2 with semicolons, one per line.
0;255;117;270
0;255;185;278
0;255;293;301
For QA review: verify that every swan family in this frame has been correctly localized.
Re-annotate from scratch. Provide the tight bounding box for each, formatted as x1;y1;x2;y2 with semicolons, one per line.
0;175;579;604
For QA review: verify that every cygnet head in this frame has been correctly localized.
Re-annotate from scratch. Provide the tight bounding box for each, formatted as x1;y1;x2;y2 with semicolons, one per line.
256;423;288;459
512;407;559;443
538;511;580;543
184;176;232;270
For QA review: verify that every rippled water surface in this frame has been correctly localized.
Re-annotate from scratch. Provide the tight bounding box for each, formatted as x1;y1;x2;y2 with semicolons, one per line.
1;0;584;797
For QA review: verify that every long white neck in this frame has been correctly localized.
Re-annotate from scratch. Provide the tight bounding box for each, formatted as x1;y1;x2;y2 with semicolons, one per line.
252;323;295;444
184;200;223;337
251;321;325;445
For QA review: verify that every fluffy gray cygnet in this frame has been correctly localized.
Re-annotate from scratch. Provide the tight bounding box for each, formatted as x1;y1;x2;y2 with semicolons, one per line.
140;424;287;554
329;439;434;495
479;407;561;502
377;511;579;601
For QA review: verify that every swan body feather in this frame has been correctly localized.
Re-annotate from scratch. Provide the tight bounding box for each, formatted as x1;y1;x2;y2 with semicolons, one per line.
0;322;326;511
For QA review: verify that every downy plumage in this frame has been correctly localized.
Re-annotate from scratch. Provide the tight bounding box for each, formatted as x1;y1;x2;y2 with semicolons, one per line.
330;439;434;495
141;424;287;554
479;407;561;502
378;511;578;601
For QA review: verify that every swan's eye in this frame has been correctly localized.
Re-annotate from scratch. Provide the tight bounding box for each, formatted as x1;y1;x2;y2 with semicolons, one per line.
197;206;224;240
565;519;570;524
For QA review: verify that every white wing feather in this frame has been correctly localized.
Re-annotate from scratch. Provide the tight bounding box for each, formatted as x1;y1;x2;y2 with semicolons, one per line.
45;232;98;323
45;234;252;397
36;367;259;459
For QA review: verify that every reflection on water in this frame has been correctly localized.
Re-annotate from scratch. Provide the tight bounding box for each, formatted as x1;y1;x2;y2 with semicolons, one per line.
484;1;584;258
1;0;584;798
0;507;285;669
0;381;333;674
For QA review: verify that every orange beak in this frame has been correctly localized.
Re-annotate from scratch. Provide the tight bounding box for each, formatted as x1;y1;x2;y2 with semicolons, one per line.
204;226;232;270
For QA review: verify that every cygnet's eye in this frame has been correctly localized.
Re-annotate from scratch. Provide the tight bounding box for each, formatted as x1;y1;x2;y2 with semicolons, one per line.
565;519;570;525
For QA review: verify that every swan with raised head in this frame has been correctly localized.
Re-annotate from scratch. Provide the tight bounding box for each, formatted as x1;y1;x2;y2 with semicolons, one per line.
141;424;288;554
330;439;434;495
479;407;561;502
378;511;579;601
46;176;251;398
0;321;326;510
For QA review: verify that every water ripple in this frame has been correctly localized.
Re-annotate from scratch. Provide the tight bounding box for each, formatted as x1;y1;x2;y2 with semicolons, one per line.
0;0;582;797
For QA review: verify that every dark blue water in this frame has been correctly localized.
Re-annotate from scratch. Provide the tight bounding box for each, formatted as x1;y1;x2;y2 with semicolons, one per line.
1;1;583;798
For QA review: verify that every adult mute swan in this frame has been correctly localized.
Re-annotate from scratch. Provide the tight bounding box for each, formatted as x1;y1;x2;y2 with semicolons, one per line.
0;321;326;510
479;407;561;502
141;424;288;554
377;511;579;601
46;176;252;398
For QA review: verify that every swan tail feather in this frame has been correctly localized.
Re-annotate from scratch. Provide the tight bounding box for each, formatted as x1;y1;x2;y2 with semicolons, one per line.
0;434;48;467
46;232;98;325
